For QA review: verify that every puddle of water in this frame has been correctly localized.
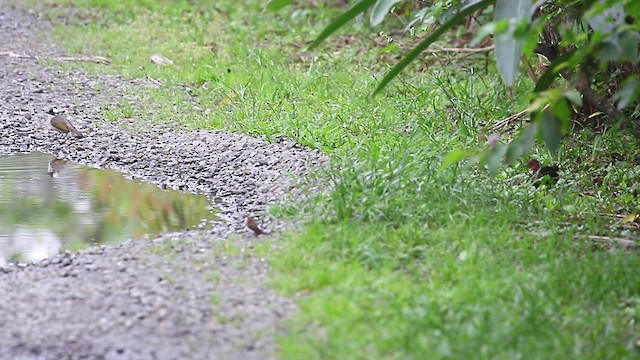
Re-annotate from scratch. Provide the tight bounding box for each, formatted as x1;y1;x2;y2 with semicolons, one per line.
0;152;219;266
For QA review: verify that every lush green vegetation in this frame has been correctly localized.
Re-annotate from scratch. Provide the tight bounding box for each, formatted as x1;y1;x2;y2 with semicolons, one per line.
20;0;640;358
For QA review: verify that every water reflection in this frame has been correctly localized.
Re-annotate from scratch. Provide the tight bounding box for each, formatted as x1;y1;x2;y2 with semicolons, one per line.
0;152;218;266
47;158;68;177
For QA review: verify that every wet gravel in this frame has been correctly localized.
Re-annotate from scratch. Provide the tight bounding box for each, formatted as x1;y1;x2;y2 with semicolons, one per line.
0;4;328;360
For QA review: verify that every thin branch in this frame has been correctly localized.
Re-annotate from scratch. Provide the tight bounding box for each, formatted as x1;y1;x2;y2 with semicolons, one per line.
489;108;530;131
0;51;31;58
534;44;639;135
489;103;554;132
571;71;623;121
429;45;495;53
522;55;538;84
583;235;638;248
0;51;110;65
146;75;163;87
55;56;111;65
527;232;638;247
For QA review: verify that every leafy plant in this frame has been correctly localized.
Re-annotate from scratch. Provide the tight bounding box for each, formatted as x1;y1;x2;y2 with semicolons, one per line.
269;0;640;173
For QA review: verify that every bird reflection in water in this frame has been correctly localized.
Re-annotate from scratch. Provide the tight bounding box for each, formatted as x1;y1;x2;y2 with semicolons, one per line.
0;152;219;265
47;158;69;178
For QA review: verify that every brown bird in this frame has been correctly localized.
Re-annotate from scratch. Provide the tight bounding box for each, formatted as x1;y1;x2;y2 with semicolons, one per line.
48;109;83;138
246;216;266;236
47;158;69;178
527;159;559;187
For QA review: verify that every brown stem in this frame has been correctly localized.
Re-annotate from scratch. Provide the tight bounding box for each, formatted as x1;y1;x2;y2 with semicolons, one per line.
570;71;624;121
535;44;639;135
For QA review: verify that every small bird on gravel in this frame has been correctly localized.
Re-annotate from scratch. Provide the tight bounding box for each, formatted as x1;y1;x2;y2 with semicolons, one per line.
527;159;559;187
47;109;83;138
246;216;266;236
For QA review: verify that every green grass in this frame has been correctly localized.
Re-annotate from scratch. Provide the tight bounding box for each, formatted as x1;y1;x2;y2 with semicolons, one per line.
20;0;640;358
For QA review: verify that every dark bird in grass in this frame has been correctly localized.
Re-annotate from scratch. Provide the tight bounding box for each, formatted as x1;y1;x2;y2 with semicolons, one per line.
527;159;559;187
246;216;266;236
47;109;83;138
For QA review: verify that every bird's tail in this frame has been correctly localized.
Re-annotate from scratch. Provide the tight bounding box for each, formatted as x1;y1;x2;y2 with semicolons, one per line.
71;129;84;138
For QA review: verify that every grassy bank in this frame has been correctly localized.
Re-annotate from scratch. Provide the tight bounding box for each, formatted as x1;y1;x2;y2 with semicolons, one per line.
22;0;640;358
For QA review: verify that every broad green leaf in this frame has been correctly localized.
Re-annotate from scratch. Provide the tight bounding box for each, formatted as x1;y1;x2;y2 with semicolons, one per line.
552;98;571;131
539;111;561;154
587;2;625;39
618;29;640;62
373;0;495;96
563;89;583;107
613;76;640;109
627;1;640;21
471;22;498;47
440;148;472;170
403;7;430;32
266;0;292;11
380;43;400;54
494;0;534;87
597;41;622;62
534;49;576;92
310;0;377;50
487;144;508;176
466;154;483;170
370;0;401;27
505;122;538;164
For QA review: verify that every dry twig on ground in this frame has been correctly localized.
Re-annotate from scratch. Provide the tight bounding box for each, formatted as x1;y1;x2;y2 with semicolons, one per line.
0;51;110;64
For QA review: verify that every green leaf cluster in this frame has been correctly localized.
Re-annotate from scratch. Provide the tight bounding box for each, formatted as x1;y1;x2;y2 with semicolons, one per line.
270;0;640;170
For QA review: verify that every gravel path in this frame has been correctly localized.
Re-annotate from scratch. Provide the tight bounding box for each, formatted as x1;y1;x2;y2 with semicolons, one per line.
0;4;327;359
